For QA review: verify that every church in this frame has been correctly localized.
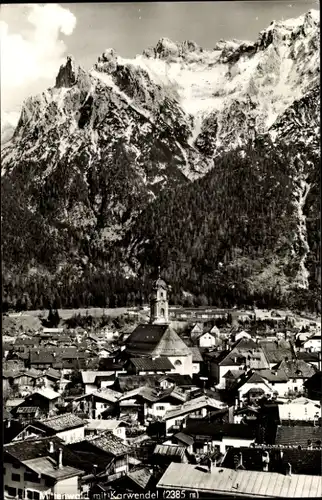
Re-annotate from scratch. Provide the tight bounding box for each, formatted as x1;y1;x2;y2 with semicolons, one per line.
124;273;194;377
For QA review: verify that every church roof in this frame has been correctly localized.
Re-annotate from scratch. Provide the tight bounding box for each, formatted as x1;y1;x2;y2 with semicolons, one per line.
152;326;192;357
125;324;191;357
125;324;169;355
153;277;167;289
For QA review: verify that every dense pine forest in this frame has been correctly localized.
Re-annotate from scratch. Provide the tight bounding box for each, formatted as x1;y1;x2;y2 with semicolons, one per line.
2;137;320;313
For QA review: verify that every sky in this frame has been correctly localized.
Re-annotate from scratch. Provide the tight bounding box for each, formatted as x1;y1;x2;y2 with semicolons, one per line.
0;0;319;123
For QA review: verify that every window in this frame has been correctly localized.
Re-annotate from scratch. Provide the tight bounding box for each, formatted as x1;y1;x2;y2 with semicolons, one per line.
24;472;40;483
12;473;21;482
160;308;165;317
27;491;40;500
12;463;20;469
18;489;23;499
157;405;165;411
7;487;16;497
174;360;182;366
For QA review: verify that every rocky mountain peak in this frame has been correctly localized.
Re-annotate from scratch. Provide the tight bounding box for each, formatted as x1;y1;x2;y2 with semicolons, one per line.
55;55;79;88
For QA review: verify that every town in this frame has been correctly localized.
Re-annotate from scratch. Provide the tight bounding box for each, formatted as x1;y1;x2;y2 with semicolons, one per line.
3;274;322;499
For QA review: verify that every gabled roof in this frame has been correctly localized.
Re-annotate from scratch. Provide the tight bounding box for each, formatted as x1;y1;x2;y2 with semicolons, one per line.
258;340;295;364
4;436;64;461
174;432;194;447
276;360;317;379
85;419;128;431
36;413;85;432
75;388;121;403
164;395;225;420
125;324;168;355
275;425;322;447
22;456;83;480
32;388;60;400
116;374;159;392
85;431;130;456
129;357;174;371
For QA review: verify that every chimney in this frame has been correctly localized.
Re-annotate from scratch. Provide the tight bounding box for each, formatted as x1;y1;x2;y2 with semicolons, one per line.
286;463;292;476
58;448;63;469
207;457;212;473
262;451;270;472
48;441;54;454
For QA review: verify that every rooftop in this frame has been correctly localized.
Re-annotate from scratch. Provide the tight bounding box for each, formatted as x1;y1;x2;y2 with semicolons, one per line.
129;357;174;371
22;456;83;480
37;413;85;432
157;463;322;497
85;431;130;456
164;395;225;421
275;425;322;447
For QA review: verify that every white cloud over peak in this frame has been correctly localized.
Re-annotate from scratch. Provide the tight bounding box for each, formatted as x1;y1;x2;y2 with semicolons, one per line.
1;4;76;140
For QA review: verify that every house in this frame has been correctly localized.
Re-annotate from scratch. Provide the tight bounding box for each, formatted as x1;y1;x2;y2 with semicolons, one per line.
43;368;70;393
171;432;194;454
124;276;193;376
278;397;321;423
12;388;61;419
118;385;187;423
274;425;322;448
163;395;226;435
157;462;322;498
258;339;296;369
233;405;259;425
4;437;84;500
85;419;129;442
233;371;274;405
190;323;204;341
3;370;25;396
196;331;217;349
184;420;256;454
81;370;118;394
152;444;189;466
304;372;322;400
73;388;121;419
125;357;175;376
114;374;159;393
69;431;131;475
207;338;270;386
254;368;290;397
223;370;245;391
222;446;322;476
16;413;85;444
274;359;318;395
28;350;56;370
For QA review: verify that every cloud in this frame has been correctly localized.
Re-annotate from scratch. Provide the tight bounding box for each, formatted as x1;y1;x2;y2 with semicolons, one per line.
1;4;76;119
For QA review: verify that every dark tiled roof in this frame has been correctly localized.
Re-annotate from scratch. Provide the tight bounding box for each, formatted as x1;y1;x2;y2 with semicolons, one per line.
125;324;168;355
127;467;152;490
30;351;56;364
158;374;193;386
3;370;23;379
259;340;295;363
278;360;317;379
85;431;130;456
129;357;174;371
255;369;289;383
4;436;64;461
37;413;85;432
116;375;159;392
15;337;40;346
275;425;322;447
185;421;256;440
297;351;320;363
222;446;322;475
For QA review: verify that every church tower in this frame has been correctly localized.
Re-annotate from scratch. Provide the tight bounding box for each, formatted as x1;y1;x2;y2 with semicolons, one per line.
150;268;169;324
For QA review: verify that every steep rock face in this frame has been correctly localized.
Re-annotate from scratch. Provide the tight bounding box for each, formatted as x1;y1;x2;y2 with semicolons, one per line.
1;9;320;307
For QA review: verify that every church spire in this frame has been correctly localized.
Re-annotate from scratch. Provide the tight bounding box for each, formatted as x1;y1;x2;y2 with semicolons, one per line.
150;271;169;324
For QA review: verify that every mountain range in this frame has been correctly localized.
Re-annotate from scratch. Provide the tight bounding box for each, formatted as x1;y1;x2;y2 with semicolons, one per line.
1;9;320;311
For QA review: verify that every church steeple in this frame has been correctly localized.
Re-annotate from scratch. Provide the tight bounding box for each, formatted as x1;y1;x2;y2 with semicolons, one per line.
150;269;169;324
